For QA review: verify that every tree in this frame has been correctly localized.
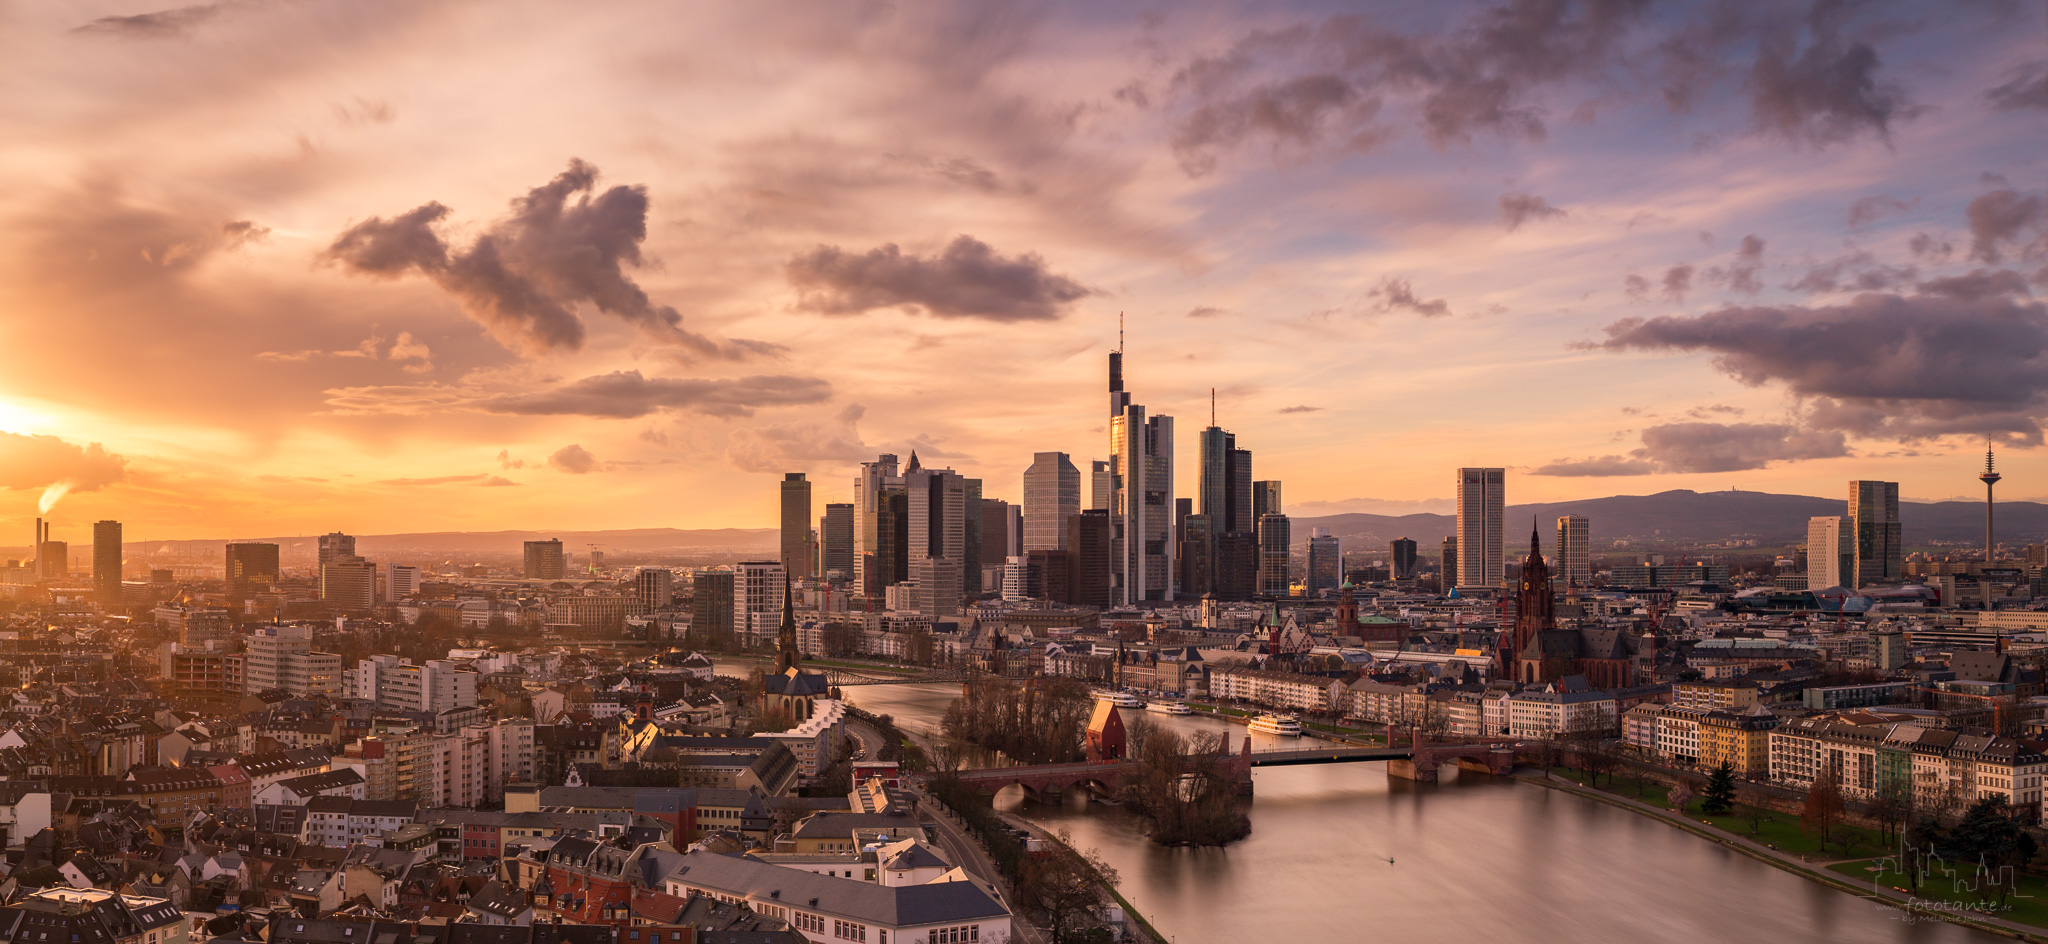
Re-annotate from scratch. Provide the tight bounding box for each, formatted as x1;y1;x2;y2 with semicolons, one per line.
1123;710;1157;760
1021;829;1120;944
1667;778;1699;813
1736;783;1772;835
1903;816;1945;895
1801;766;1846;855
1702;762;1736;815
1942;796;2038;906
1867;777;1913;843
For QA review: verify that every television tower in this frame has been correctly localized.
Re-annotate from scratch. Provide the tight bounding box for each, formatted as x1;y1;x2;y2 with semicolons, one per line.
1980;441;2001;569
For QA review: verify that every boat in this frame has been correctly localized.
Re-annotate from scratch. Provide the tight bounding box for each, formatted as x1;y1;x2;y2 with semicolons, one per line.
1247;714;1304;737
1092;690;1143;709
1146;700;1193;715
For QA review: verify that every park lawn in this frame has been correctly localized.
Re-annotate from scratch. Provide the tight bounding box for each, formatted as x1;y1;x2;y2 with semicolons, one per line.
1827;858;2048;931
1544;766;1672;807
1695;809;1886;859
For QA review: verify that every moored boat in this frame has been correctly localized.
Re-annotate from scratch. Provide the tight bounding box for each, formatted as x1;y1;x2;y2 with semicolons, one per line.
1247;713;1304;737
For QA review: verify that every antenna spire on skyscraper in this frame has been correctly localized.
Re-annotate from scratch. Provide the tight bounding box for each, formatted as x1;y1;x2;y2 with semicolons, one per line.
1118;311;1124;353
1211;387;1216;426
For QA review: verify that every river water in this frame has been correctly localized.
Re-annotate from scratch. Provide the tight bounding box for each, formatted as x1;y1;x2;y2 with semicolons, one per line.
713;663;1997;942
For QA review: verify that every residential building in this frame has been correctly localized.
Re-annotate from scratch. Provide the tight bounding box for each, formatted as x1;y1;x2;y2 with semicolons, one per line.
1698;705;1779;777
735;561;787;649
1506;687;1617;739
387;563;419;599
321;557;376;611
244;624;342;696
0;888;186;944
347;655;479;714
631;568;674;612
1671;681;1759;711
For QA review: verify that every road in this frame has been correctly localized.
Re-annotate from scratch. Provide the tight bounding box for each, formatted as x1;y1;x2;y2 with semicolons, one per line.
913;789;1048;944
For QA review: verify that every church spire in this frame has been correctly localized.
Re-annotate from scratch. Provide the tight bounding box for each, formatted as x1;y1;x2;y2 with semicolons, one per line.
775;572;798;674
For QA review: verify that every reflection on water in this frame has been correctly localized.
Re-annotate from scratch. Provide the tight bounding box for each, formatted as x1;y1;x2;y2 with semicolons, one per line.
824;677;2000;944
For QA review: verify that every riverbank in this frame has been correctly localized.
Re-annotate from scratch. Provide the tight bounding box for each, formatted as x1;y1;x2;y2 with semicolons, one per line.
1516;770;2045;942
1002;810;1164;944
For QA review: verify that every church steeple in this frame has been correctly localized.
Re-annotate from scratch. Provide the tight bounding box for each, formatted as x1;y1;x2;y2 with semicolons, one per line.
774;573;798;674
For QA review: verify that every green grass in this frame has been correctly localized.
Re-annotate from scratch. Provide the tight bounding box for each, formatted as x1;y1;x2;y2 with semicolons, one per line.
1544;766;1672;807
1541;766;1887;858
1827;858;2048;930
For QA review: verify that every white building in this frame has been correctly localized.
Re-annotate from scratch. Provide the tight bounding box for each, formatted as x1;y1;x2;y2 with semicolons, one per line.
243;625;342;697
663;851;1011;944
346;655;479;714
735;560;787;649
1505;687;1617;740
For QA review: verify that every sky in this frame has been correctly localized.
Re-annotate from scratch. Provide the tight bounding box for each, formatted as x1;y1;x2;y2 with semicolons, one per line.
2;0;2046;541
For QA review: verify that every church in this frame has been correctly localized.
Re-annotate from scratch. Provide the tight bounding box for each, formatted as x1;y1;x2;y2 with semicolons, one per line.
761;577;830;719
1503;525;1636;689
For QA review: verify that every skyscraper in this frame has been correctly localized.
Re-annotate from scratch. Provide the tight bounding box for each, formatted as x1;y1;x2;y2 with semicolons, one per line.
1199;426;1255;533
1215;531;1258;601
1807;516;1853;590
780;473;814;580
1454;468;1505;587
1306;528;1340;593
318;532;357;568
1389;538;1419;581
904;456;979;604
1180;513;1216;595
735;560;787;648
1107;345;1174;604
321;556;376;611
92;519;121;604
1848;480;1903;588
632;568;674;611
1555;515;1591;586
1441;536;1458;589
524;540;565;580
1065;509;1112;608
1253;481;1283;520
1089;460;1113;512
227;543;281;591
820;503;854;584
1257;513;1291;595
854;455;908;603
1023;452;1080;551
388;563;420;599
691;570;735;646
980;499;1020;564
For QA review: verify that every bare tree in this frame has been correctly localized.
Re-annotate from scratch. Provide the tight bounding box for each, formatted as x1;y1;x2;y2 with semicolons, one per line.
1736;783;1773;835
1022;829;1121;944
1802;766;1846;855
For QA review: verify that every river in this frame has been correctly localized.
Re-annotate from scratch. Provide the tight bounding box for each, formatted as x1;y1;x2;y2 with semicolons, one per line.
823;678;2000;944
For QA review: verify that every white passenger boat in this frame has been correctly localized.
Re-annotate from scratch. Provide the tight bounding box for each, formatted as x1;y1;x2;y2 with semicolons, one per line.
1093;690;1143;708
1146;700;1193;715
1246;714;1304;737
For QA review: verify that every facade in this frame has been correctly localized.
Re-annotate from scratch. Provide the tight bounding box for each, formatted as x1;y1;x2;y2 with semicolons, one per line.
347;655;480;713
1089;460;1112;512
1441;537;1457;589
820;502;854;583
1257;514;1292;595
1770;718;2048;821
631;568;673;612
525;540;566;580
734;562;787;648
1108;349;1174;604
1023;452;1080;551
690;571;734;646
1555;515;1589;586
1064;510;1112;608
321;557;376;610
92;519;121;604
1506;688;1618;739
226;542;281;591
854;454;908;603
1455;468;1505;587
1389;538;1419;581
387;563;419;599
904;460;981;597
1698;705;1779;776
780;472;815;581
1807;516;1853;590
1210;666;1337;714
244;624;342;696
1307;530;1340;593
1849;480;1904;587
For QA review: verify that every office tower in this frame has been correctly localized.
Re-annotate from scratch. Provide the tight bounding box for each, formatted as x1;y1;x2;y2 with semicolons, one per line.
1454;468;1505;587
1307;528;1340;593
632;568;674;611
854;455;909;603
1214;531;1258;601
1023;452;1081;551
226;543;281;592
1089;461;1112;512
321;556;376;610
820;503;854;584
1848;480;1903;587
691;571;735;645
980;499;1020;565
387;564;420;599
1199;426;1257;535
780;473;815;580
1981;444;2002;565
1180;513;1215;596
962;476;984;595
1257;513;1291;594
909;557;962;617
1065;509;1112;608
1807;517;1853;590
318;532;356;568
735;561;786;648
523;539;565;580
92;520;121;604
1389;538;1419;581
1555;515;1591;586
1107;347;1175;604
903;457;977;602
1441;536;1458;588
1253;481;1283;519
1003;555;1035;601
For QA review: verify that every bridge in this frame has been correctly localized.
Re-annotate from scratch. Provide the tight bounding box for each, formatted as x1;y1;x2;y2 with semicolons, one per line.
820;664;982;687
939;731;1520;800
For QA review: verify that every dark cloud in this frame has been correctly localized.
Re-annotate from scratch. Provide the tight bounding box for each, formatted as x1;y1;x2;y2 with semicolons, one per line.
1786;250;1914;294
72;3;225;38
726;403;872;473
1708;234;1766;293
1909;232;1953;262
1369;278;1451;318
1623;273;1652;300
1499;193;1565;231
1985;60;2048;111
1593;286;2048;443
785;235;1092;322
0;432;129;495
548;444;600;474
1846;195;1911;230
1915;268;2033;300
478;370;833;419
1661;264;1694;301
326;159;773;358
1277;405;1324;413
1530;455;1658;476
1965;189;2047;264
1186;306;1225;318
1534;421;1847;476
1746;5;1907;146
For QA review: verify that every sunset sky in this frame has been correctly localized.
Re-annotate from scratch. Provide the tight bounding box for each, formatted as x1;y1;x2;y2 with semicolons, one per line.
2;0;2045;541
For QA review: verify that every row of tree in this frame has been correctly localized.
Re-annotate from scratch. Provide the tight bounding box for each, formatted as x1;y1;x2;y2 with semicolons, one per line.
940;676;1094;765
1117;715;1252;846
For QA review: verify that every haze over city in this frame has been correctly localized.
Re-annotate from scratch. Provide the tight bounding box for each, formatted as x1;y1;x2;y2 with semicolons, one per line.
2;1;2044;538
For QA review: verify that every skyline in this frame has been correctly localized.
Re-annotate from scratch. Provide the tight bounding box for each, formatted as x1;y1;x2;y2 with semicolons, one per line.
4;1;2047;538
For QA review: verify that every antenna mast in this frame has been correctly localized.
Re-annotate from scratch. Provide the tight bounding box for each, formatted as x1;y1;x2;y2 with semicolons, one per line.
1211;388;1216;426
1118;312;1124;353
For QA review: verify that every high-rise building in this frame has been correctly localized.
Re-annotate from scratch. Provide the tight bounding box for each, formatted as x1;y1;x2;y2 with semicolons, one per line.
1555;515;1591;586
1257;513;1291;595
1214;531;1258;601
980;499;1020;565
1441;536;1458;588
321;556;377;611
1023;452;1080;551
1807;516;1854;590
780;473;815;580
1065;509;1112;608
243;624;342;696
903;456;979;602
854;455;908;603
92;520;121;604
820;503;854;584
1454;468;1505;587
1253;481;1283;520
1848;480;1903;588
318;532;357;568
1389;538;1419;581
691;571;735;645
1198;427;1256;534
226;543;281;591
387;564;420;599
1306;528;1340;593
1180;513;1215;596
523;540;565;580
1089;461;1112;512
734;561;786;648
632;568;674;611
1108;347;1174;603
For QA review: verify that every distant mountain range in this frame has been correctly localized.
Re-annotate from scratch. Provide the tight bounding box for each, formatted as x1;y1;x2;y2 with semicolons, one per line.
1293;489;2048;553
